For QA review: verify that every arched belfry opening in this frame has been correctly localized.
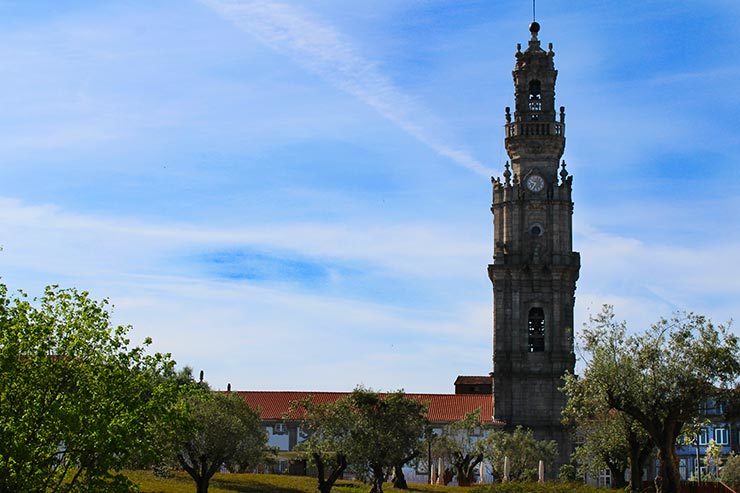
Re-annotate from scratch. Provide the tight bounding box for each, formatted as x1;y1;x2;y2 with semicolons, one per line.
528;79;542;113
527;307;545;352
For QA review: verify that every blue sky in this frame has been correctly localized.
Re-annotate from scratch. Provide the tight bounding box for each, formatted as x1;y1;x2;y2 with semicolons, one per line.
0;0;738;392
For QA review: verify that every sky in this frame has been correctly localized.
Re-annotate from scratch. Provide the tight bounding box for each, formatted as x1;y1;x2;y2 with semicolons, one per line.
0;0;738;392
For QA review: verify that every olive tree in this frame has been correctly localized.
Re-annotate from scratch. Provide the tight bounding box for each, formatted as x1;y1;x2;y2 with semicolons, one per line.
483;426;556;482
177;391;267;493
431;410;487;486
295;387;427;493
562;371;653;491
293;394;353;493
575;306;739;493
345;389;427;493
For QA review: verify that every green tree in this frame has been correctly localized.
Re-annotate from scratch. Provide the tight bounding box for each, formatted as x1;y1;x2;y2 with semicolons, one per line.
483;426;556;482
576;306;740;493
432;410;487;486
177;391;267;493
562;372;653;491
292;395;353;493
720;453;740;490
343;388;427;493
294;387;427;493
0;284;183;492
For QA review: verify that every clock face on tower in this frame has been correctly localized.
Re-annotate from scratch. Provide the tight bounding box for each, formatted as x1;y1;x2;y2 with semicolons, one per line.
525;174;545;192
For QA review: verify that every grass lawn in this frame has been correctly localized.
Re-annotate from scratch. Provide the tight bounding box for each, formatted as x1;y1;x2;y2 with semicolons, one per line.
127;470;473;493
127;470;604;493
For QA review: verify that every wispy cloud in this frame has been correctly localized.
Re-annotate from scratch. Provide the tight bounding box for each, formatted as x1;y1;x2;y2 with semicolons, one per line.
200;0;492;176
0;197;491;391
0;198;486;281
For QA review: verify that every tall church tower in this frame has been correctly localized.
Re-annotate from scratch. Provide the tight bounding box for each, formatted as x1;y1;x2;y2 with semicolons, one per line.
488;21;579;470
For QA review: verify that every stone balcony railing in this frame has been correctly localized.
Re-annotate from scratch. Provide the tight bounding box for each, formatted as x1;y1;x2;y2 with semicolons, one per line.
505;121;564;138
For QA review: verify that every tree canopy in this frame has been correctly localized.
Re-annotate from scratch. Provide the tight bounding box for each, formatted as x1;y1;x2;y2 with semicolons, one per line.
482;426;556;482
574;306;740;493
294;387;427;493
292;394;353;493
177;390;268;493
562;365;653;491
0;284;183;492
431;410;487;486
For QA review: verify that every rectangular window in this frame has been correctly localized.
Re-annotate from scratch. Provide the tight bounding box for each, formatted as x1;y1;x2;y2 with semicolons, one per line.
273;422;287;435
714;428;728;445
597;469;611;488
698;428;709;445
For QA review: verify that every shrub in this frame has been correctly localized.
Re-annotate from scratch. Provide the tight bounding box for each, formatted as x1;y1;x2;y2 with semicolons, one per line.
471;481;604;493
721;453;740;490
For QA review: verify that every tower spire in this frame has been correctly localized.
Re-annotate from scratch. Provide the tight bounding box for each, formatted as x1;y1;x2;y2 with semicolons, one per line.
533;0;536;22
489;19;580;477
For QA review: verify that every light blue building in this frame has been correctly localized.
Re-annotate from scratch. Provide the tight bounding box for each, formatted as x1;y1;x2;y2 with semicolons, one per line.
675;398;738;481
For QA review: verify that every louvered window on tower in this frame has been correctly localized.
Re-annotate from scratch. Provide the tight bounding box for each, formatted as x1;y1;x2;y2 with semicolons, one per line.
528;307;545;352
528;80;542;112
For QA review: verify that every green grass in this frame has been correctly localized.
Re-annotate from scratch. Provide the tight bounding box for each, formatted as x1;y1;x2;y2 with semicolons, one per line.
128;470;470;493
127;470;604;493
470;483;605;493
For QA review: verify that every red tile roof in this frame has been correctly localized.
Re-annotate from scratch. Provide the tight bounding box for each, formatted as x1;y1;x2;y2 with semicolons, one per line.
233;391;501;425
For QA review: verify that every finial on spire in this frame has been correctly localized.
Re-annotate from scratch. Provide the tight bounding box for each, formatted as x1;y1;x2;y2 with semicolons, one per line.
560;161;568;184
529;21;540;36
530;1;540;41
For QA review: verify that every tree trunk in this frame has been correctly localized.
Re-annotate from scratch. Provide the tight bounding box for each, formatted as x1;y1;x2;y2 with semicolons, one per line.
442;468;454;486
196;477;210;493
314;452;347;493
457;465;476;487
369;465;385;493
656;438;681;493
628;448;643;493
457;475;472;487
391;464;408;489
607;463;628;489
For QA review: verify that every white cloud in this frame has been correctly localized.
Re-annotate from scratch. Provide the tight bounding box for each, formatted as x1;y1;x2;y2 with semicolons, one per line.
3;194;736;390
199;0;492;176
0;196;493;391
575;224;740;333
0;197;488;281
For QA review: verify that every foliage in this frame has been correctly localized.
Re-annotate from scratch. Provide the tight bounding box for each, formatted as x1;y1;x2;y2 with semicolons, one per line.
575;305;740;493
703;440;722;480
556;464;576;482
177;390;268;493
482;426;556;482
470;481;605;493
0;283;183;493
562;369;652;491
720;453;740;490
432;410;487;486
345;388;427;493
292;393;354;493
295;387;428;493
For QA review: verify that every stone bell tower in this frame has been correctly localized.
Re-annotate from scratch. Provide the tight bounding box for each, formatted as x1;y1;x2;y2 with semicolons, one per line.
488;21;580;472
